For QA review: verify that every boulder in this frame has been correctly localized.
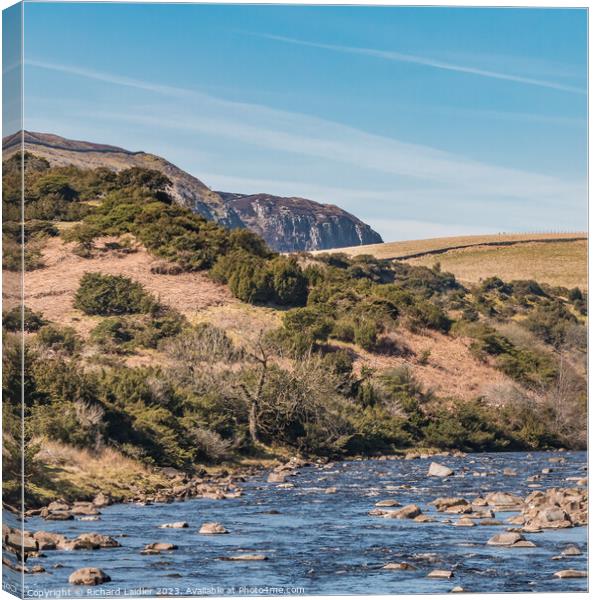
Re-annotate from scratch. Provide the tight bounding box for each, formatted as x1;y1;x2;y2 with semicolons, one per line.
454;518;475;527
427;463;454;477
44;511;73;521
33;531;66;550
375;500;399;507
414;515;435;523
71;502;100;516
384;504;422;519
144;543;177;551
382;562;416;570
92;492;112;508
199;522;228;535
75;533;120;549
432;498;468;511
554;570;587;579
561;545;582;556
484;492;523;510
512;540;537;548
486;532;525;546
325;487;337;494
159;522;188;529
68;567;111;585
428;570;453;578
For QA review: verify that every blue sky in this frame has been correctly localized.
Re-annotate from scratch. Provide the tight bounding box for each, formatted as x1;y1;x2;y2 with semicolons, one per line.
20;2;587;241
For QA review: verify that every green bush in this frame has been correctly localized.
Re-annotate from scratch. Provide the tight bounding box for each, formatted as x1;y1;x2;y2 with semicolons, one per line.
36;325;80;355
3;306;47;332
74;273;158;316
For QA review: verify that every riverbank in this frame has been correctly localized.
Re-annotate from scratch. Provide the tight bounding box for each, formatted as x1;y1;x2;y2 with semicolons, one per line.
3;451;588;594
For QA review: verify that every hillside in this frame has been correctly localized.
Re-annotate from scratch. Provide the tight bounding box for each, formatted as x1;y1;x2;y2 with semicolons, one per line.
2;131;383;251
315;233;587;289
2;149;587;508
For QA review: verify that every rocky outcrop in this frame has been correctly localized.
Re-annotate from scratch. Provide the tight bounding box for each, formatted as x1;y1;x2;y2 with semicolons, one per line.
217;192;383;252
3;131;383;252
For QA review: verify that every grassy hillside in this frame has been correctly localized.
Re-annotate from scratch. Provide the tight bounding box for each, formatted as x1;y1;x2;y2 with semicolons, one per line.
2;152;588;508
316;233;587;289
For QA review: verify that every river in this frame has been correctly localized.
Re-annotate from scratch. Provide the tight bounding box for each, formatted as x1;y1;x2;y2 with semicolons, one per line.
15;451;588;596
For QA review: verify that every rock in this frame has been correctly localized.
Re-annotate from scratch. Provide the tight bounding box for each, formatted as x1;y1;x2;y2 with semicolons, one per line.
159;522;189;529
33;531;65;550
486;532;525;546
79;516;101;522
454;518;475;527
199;522;228;535
68;567;111;585
432;497;468;511
225;554;268;561
427;463;454;477
414;515;435;523
267;472;287;483
561;545;582;556
144;543;177;551
31;566;46;573
92;492;113;507
75;533;120;549
325;487;337;494
384;504;422;519
512;540;537;548
450;586;465;593
47;501;70;512
52;563;64;569
71;502;100;516
478;519;503;526
428;570;454;578
375;500;400;507
382;562;416;570
503;468;517;476
484;492;523;511
44;511;73;521
554;570;587;578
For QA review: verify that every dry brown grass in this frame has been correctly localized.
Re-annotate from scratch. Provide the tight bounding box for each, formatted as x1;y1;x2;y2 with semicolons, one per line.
408;240;587;289
315;232;586;260
31;438;170;503
312;233;587;290
338;326;516;401
17;236;236;337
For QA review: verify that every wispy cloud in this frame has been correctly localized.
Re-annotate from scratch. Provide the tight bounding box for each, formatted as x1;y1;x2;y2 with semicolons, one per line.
249;33;586;95
25;59;586;239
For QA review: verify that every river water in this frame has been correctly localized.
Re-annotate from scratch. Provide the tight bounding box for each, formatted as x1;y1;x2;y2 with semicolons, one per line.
14;451;588;596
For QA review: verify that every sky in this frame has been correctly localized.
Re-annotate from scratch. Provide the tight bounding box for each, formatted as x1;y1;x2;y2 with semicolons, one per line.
17;2;588;241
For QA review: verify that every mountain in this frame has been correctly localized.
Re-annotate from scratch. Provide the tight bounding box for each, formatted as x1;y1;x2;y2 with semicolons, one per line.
3;131;383;252
3;131;241;228
218;192;383;252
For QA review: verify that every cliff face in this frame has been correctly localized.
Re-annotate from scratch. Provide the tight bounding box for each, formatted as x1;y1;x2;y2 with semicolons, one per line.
218;192;383;252
3;131;383;252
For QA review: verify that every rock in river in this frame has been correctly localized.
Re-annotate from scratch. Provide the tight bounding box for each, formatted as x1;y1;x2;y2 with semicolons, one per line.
68;567;111;585
554;570;587;579
382;562;416;570
160;522;189;529
225;554;268;561
383;504;422;519
428;570;454;578
427;463;454;477
199;522;229;535
486;532;525;546
144;543;177;551
375;500;400;507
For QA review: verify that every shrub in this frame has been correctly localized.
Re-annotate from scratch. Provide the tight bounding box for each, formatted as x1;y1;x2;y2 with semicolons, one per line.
354;318;381;351
269;256;308;305
3;306;47;332
74;273;158;316
36;325;80;355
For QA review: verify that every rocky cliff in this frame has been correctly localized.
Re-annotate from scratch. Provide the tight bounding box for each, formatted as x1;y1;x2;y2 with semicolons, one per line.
218;192;383;252
3;131;383;252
